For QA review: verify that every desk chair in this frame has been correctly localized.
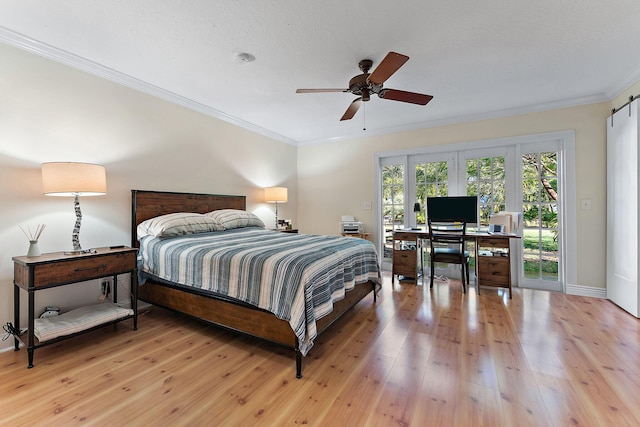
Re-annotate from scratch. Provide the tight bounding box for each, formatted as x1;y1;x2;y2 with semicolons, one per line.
428;220;470;293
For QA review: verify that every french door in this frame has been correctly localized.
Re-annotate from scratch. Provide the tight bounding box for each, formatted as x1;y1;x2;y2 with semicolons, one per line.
519;144;561;291
376;132;575;292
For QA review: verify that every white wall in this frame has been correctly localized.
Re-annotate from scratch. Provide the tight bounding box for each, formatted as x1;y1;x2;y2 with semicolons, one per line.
298;101;611;292
0;43;297;351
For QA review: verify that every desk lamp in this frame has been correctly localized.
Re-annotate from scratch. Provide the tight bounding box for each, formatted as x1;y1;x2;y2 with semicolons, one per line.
265;186;288;230
42;162;107;254
413;202;421;230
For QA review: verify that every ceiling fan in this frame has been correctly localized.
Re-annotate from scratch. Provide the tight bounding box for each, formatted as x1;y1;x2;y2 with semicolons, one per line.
296;51;433;121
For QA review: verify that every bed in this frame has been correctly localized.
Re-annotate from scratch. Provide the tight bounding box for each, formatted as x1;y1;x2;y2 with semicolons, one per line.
131;190;380;377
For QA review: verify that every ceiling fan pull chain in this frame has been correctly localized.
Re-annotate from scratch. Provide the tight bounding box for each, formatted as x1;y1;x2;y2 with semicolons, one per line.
363;102;366;131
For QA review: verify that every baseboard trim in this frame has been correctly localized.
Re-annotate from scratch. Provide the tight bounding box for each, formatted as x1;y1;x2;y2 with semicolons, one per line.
565;284;606;298
0;344;16;353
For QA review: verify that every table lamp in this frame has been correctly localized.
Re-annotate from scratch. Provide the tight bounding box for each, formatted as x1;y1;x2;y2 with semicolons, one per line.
42;162;107;254
413;202;421;229
264;186;288;230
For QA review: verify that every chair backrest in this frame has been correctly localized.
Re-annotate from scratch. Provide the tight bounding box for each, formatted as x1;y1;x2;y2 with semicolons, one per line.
428;220;467;254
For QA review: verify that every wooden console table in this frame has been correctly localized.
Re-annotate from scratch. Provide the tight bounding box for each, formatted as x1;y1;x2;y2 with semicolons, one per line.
13;246;138;368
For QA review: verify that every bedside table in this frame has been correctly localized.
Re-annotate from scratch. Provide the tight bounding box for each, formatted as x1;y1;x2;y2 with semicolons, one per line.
12;246;138;368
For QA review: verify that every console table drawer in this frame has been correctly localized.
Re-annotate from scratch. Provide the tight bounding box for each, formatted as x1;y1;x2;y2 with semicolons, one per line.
16;251;137;288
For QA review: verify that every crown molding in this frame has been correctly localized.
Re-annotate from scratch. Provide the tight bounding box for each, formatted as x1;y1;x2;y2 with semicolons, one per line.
0;26;298;147
2;25;633;148
605;63;640;99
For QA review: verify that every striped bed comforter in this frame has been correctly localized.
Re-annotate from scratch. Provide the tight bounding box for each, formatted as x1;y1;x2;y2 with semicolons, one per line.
138;227;381;355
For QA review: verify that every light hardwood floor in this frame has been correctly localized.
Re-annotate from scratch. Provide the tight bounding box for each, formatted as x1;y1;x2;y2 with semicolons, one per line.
2;273;640;426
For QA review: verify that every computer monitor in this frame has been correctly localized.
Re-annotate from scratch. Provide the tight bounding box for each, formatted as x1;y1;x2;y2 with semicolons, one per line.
426;196;478;224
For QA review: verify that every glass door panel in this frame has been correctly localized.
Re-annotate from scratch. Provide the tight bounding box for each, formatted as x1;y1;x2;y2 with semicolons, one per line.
382;164;405;263
466;155;506;229
415;160;448;230
521;152;559;282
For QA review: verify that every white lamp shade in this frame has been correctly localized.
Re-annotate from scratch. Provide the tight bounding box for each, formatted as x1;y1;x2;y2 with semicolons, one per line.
42;162;107;196
265;186;288;203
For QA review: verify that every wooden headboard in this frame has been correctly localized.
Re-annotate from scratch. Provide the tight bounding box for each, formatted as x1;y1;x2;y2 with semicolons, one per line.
131;190;246;247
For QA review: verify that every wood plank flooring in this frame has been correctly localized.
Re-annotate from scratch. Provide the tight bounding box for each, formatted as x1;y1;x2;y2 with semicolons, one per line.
2;273;640;426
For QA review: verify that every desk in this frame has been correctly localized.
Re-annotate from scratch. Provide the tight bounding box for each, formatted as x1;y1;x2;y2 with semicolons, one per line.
391;230;519;297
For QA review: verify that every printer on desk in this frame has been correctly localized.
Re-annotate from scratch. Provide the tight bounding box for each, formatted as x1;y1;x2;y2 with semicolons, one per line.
341;215;364;234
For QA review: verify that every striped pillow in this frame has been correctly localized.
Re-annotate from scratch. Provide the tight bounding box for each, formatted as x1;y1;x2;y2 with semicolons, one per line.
137;212;223;238
206;209;265;230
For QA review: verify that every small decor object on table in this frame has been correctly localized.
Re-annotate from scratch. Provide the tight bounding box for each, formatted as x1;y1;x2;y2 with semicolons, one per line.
20;224;45;257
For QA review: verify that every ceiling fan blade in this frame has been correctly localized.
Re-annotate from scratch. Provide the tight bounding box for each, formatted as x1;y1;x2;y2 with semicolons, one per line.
296;89;348;93
340;98;363;121
379;89;433;105
368;52;409;85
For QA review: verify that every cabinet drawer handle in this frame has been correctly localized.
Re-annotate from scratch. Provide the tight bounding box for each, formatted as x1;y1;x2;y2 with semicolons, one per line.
74;264;107;272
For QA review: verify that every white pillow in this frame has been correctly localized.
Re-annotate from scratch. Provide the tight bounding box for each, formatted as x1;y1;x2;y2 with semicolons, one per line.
206;209;266;230
137;212;223;238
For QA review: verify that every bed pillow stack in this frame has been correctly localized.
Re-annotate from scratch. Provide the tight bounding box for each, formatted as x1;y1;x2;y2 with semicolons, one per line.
138;209;266;239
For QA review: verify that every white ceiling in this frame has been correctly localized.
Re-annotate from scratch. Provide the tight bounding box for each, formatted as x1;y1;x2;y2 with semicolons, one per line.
1;0;640;145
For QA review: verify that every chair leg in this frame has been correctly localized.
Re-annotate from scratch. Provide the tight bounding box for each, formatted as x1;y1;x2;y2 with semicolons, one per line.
461;264;466;293
430;257;435;289
465;263;470;286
